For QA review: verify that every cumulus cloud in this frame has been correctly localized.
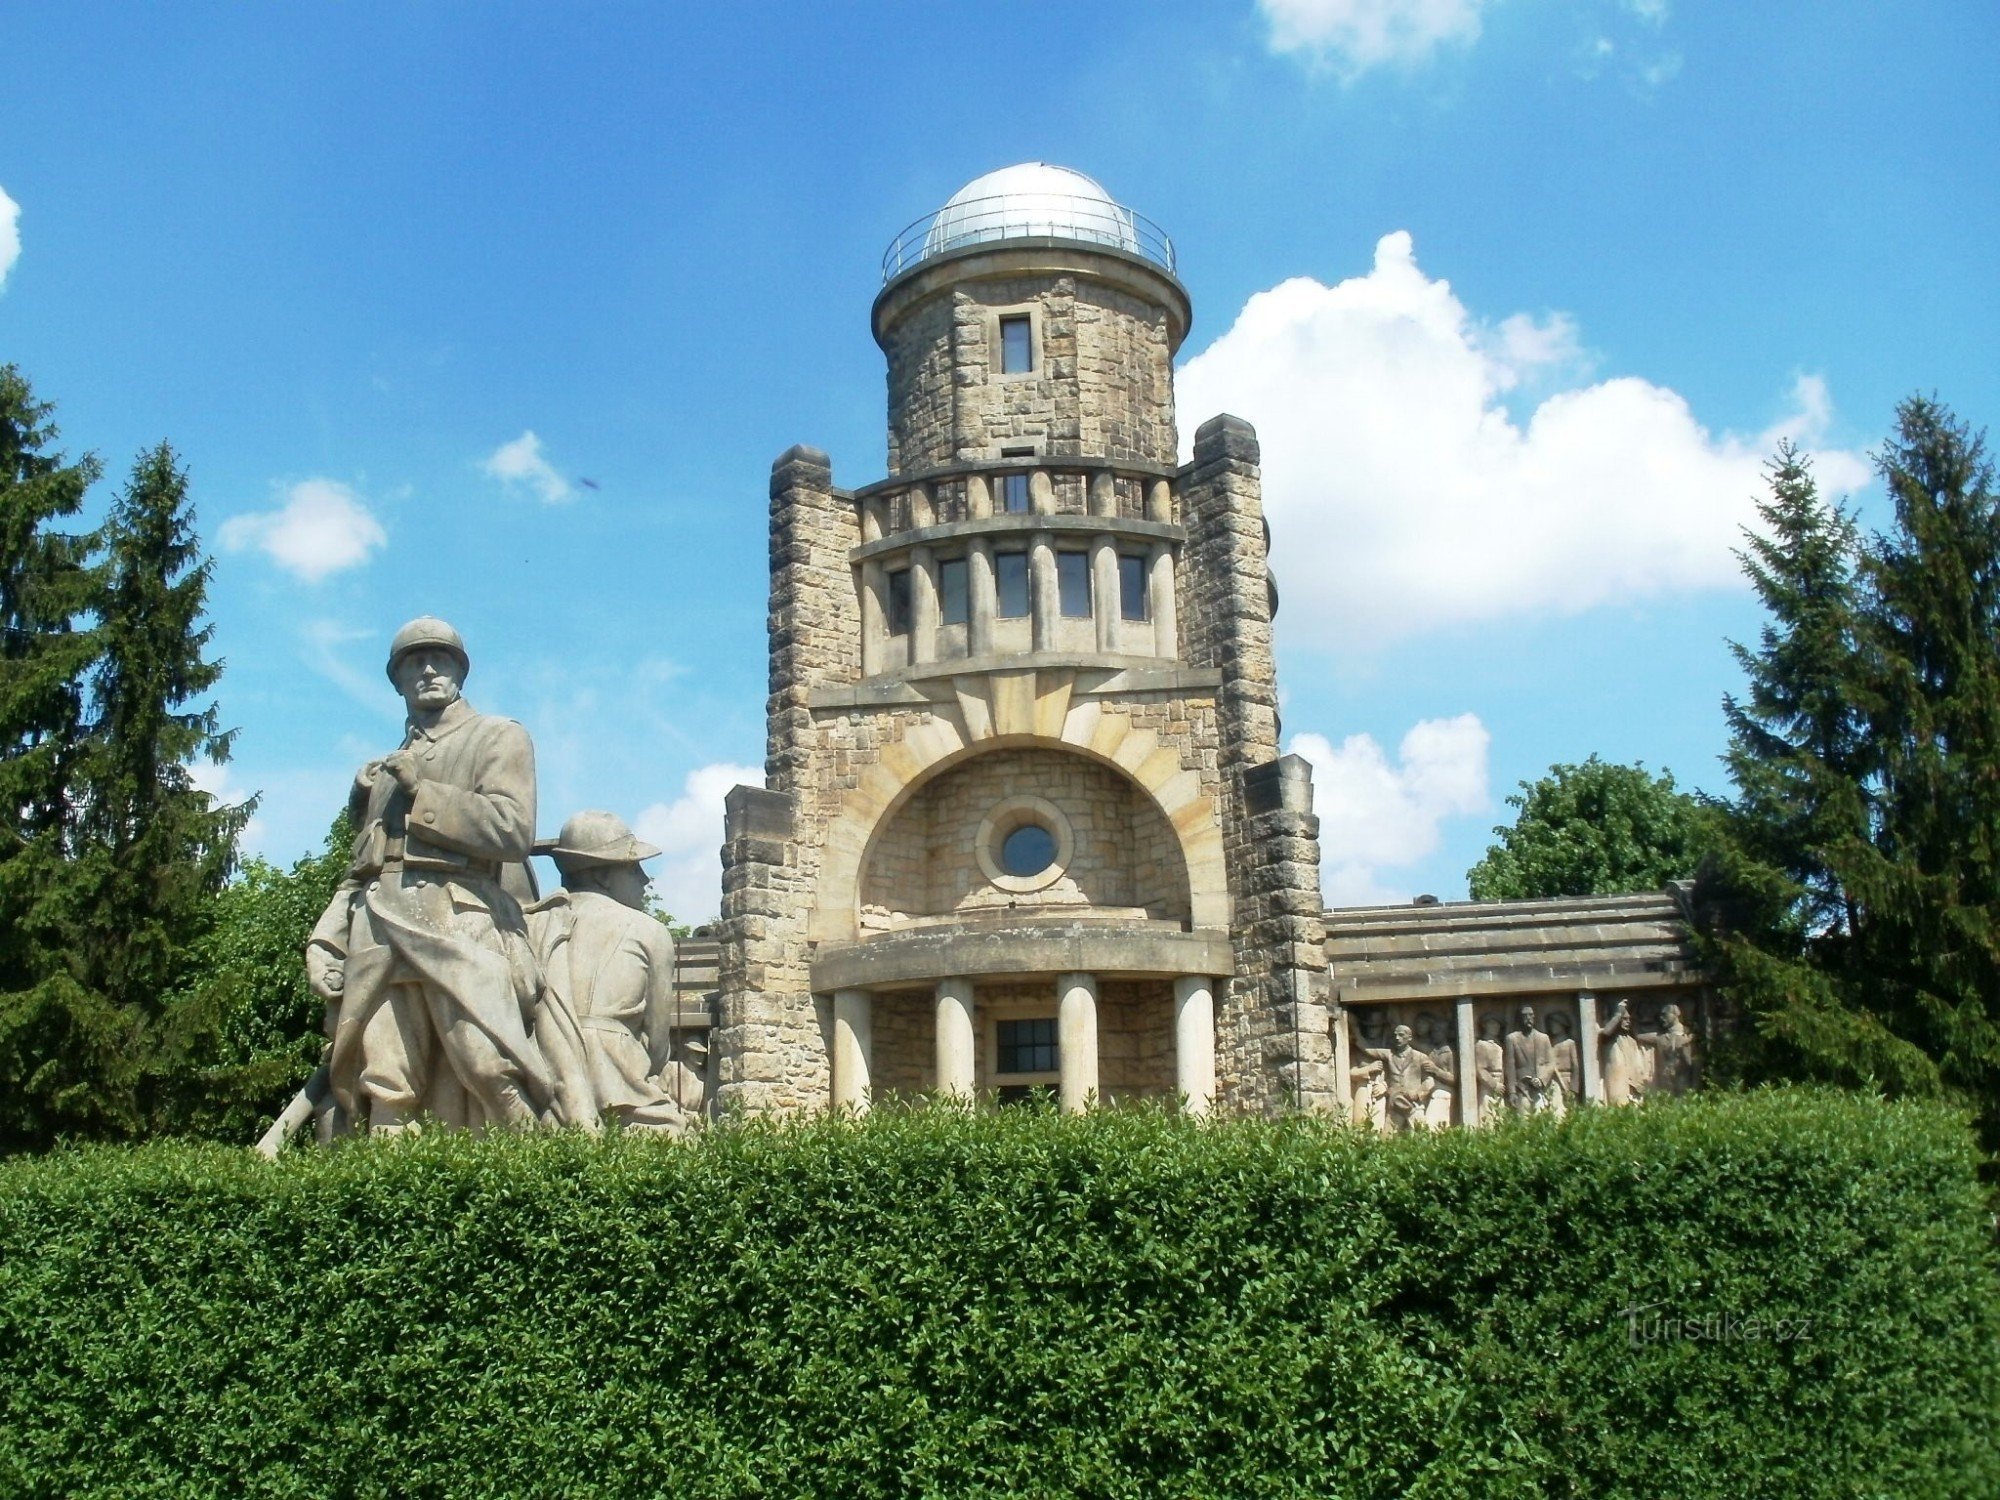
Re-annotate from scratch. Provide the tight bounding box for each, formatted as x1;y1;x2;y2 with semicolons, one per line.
482;430;573;504
1260;0;1487;75
0;184;18;290
1291;714;1491;905
220;479;387;583
632;761;764;925
1176;231;1869;652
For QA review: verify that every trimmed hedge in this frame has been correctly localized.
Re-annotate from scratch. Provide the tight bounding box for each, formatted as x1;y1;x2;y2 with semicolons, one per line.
0;1092;1994;1498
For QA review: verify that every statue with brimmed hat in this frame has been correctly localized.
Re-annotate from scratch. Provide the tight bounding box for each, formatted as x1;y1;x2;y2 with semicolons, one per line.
257;615;568;1153
526;810;700;1132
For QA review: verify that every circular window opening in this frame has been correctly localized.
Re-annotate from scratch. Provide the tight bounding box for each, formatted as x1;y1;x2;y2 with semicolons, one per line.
999;822;1056;878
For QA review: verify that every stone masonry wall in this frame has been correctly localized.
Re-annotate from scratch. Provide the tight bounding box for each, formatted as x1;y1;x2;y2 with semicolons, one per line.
883;274;1176;474
859;745;1189;922
1180;415;1333;1113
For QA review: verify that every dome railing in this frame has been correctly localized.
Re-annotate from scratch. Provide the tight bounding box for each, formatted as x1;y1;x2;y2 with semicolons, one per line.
882;193;1176;281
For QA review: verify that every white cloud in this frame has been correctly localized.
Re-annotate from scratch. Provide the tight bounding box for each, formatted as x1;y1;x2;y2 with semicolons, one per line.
1260;0;1487;75
189;758;265;855
482;430;573;505
1291;714;1491;905
632;761;763;924
0;184;18;290
220;479;387;583
1176;231;1869;651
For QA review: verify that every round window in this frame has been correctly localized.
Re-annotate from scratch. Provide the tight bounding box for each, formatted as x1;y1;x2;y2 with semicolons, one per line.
998;822;1056;878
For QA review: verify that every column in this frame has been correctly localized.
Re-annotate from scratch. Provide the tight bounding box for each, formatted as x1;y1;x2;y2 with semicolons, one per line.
908;480;934;529
965;472;992;520
832;989;873;1113
858;560;887;677
1145;478;1173;522
1173;975;1215;1117
1577;991;1604;1104
1091;535;1119;654
1455;997;1479;1128
1057;972;1099;1113
1030;531;1057;651
968;538;996;657
910;544;938;665
1331;995;1352;1123
935;978;975;1100
860;496;885;544
1148;543;1177;659
1029;467;1055;515
1088;469;1117;518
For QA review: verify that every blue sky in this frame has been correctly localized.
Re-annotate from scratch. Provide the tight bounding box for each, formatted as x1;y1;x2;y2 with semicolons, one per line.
3;1;1994;915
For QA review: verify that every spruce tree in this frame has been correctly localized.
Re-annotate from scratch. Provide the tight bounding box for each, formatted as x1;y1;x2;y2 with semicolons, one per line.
0;366;128;1149
78;442;253;1129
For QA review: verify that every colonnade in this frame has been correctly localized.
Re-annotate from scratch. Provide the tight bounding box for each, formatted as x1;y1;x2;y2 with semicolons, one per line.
830;973;1217;1115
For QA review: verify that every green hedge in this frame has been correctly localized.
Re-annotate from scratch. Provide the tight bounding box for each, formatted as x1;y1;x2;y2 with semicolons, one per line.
0;1092;1994;1498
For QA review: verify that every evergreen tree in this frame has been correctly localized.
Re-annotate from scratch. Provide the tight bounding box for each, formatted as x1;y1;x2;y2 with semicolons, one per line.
77;443;251;1039
1704;400;2000;1151
1466;756;1708;901
0;367;125;1149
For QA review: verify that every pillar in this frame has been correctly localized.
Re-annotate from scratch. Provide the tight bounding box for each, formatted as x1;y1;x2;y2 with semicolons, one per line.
1456;997;1479;1128
1029;467;1055;515
1173;975;1215;1117
965;472;992;520
908;479;934;529
910;543;938;665
1030;531;1057;651
969;538;996;657
1148;542;1177;659
859;560;886;676
1057;972;1099;1113
1091;534;1119;653
1577;991;1604;1104
1088;469;1117;518
1145;477;1173;523
832;989;873;1113
1331;995;1352;1122
935;978;974;1100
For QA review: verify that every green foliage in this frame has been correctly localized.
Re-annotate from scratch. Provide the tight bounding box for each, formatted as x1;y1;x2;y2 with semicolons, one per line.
1467;756;1709;901
0;1095;1992;1498
150;815;352;1141
1704;400;2000;1154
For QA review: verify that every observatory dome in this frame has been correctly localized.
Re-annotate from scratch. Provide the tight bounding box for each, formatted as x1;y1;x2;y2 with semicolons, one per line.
883;163;1174;279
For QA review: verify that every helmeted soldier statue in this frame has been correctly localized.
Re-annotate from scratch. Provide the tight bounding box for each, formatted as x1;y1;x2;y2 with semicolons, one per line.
303;616;559;1134
527;811;696;1133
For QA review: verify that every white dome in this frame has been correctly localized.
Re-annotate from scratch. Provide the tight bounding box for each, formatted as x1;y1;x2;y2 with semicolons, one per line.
922;162;1141;259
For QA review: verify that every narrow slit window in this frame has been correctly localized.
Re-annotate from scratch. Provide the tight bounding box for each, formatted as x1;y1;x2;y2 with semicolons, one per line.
938;557;969;626
1119;554;1148;621
999;315;1033;374
886;568;912;635
995;551;1030;618
1056;550;1091;618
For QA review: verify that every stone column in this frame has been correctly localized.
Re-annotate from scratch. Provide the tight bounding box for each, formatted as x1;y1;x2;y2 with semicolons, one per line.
1577;991;1604;1104
968;538;996;657
1173;975;1216;1116
1331;995;1352;1122
1455;997;1478;1128
908;479;934;529
858;560;887;677
1148;542;1177;660
1145;477;1173;523
965;472;992;520
1091;535;1119;653
935;978;975;1100
1030;531;1057;651
1029;467;1055;515
1057;972;1099;1113
910;543;938;665
1088;469;1117;518
832;988;873;1113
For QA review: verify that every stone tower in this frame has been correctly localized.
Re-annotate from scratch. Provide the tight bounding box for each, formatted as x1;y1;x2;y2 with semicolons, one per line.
716;163;1333;1115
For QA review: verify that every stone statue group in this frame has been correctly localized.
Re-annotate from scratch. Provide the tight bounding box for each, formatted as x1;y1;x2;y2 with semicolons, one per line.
255;618;704;1155
1346;998;1698;1134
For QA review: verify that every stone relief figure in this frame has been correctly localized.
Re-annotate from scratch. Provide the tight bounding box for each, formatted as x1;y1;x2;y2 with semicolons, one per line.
1414;1011;1457;1128
526;811;693;1134
1546;1011;1581;1114
1353;1019;1450;1133
298;617;566;1136
1474;1013;1507;1123
1504;1004;1559;1114
1599;998;1653;1106
1640;1001;1700;1096
1348;1010;1389;1131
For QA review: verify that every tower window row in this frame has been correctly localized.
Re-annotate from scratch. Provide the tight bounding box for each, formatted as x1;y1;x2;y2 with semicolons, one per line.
883;547;1152;636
